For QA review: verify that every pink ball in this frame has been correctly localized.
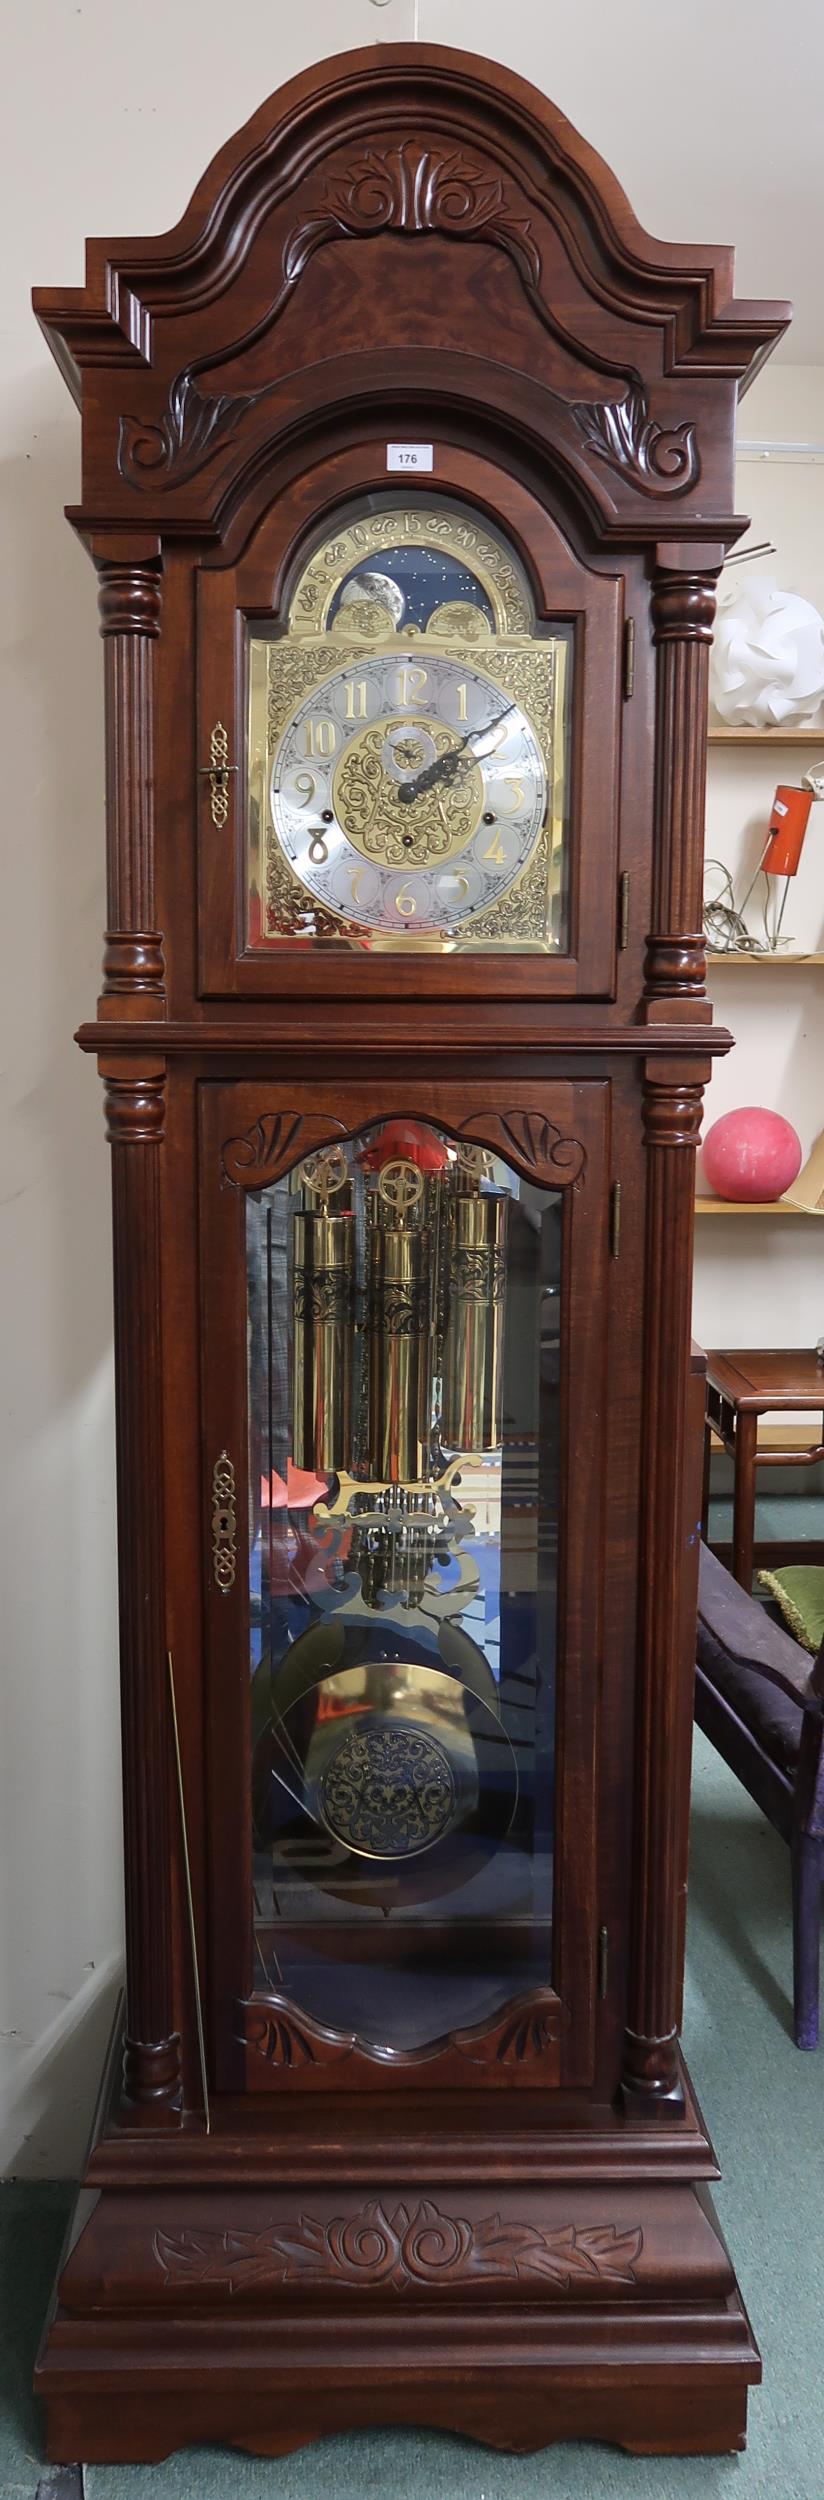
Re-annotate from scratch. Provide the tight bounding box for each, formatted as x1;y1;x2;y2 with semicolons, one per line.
702;1107;802;1202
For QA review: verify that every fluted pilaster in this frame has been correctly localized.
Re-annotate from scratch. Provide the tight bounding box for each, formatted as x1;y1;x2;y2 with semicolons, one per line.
621;1062;708;2112
97;561;165;1007
105;1067;180;2117
644;570;717;1006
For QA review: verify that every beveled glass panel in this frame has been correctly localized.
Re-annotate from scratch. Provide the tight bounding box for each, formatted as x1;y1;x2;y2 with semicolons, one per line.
246;1121;560;2052
247;495;572;955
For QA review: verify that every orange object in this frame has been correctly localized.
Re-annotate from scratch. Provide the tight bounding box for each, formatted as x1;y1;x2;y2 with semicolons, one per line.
762;784;814;877
261;1462;328;1509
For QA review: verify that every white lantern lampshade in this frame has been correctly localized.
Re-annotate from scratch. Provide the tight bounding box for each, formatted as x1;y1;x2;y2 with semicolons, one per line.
710;580;824;729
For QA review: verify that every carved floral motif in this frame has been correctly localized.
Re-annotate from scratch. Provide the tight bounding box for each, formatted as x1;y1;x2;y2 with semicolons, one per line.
286;145;541;284
458;1110;586;1188
571;384;699;497
457;1999;560;2064
222;1113;348;1190
153;2200;643;2294
245;2008;340;2068
118;146;545;489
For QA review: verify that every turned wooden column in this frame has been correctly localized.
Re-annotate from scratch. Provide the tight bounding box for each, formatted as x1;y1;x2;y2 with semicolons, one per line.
96;559;165;1010
622;1064;709;2111
625;557;721;2110
644;561;717;1009
104;1064;181;2117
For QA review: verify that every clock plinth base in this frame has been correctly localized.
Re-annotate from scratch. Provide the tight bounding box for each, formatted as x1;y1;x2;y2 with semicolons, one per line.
41;2371;755;2467
36;2039;760;2465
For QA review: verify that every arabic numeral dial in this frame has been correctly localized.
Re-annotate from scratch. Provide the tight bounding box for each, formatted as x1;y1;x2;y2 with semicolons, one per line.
269;653;548;936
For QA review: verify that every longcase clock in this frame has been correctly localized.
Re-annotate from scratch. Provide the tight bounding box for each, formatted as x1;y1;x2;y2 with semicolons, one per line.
32;43;789;2463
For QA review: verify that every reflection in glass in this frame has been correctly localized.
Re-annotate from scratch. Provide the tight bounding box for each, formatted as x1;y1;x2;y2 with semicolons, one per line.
247;1121;561;2051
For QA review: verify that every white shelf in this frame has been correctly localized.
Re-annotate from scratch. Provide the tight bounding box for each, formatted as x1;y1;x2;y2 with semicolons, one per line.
708;951;824;966
695;1196;824;1218
708;726;824;745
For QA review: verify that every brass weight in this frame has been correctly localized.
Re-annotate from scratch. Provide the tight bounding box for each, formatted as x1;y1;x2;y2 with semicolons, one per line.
291;1209;355;1473
368;1221;430;1483
442;1190;508;1452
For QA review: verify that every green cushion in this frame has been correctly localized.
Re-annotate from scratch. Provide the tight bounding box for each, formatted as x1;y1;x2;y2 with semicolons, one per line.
757;1564;824;1656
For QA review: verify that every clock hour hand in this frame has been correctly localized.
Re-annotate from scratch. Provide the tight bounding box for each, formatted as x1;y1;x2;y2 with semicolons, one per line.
397;704;515;804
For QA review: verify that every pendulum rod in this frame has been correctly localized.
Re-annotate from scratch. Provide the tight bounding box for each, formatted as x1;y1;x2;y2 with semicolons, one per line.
167;1653;210;2133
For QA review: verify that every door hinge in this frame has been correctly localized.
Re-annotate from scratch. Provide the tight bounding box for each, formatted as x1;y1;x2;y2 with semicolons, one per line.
609;1182;622;1261
598;1924;609;2000
623;617;635;700
618;868;630;949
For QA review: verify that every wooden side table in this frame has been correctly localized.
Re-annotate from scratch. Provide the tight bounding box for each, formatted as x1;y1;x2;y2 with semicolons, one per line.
703;1349;824;1589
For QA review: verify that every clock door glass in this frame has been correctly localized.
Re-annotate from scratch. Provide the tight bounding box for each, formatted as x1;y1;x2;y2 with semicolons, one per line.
247;498;572;953
246;1121;560;2056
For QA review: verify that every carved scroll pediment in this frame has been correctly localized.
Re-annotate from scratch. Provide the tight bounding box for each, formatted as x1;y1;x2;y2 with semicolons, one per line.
37;45;789;533
116;140;701;505
118;141;552;492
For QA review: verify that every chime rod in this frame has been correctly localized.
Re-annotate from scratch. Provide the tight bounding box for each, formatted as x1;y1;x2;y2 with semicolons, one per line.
724;540;776;566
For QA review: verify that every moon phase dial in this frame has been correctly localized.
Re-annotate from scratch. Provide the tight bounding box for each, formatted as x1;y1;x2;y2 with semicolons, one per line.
269;650;548;938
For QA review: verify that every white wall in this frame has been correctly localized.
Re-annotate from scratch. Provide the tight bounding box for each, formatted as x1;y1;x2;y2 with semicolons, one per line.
2;0;822;2175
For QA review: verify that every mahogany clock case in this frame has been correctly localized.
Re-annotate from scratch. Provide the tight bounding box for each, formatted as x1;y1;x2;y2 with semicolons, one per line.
31;40;788;2464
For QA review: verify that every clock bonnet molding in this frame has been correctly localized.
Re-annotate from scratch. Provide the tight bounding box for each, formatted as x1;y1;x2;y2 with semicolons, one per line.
32;42;788;2466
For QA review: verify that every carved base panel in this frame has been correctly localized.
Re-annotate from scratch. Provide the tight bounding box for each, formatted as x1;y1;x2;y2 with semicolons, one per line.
38;2132;760;2461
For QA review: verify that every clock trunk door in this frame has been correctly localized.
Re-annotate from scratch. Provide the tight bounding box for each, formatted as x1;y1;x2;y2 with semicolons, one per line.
200;1080;611;2096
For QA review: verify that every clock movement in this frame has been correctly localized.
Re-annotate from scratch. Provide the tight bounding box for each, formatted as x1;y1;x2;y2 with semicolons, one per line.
32;42;789;2462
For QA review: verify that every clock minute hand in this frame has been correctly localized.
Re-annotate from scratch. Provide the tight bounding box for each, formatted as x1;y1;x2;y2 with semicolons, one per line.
469;702;517;760
397;704;515;804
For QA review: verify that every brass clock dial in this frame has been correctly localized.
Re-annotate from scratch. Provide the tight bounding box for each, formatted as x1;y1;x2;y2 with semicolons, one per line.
248;497;570;953
269;650;547;937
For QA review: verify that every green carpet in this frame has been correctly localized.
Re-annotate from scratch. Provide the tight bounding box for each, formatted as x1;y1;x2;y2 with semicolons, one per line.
3;1728;822;2500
